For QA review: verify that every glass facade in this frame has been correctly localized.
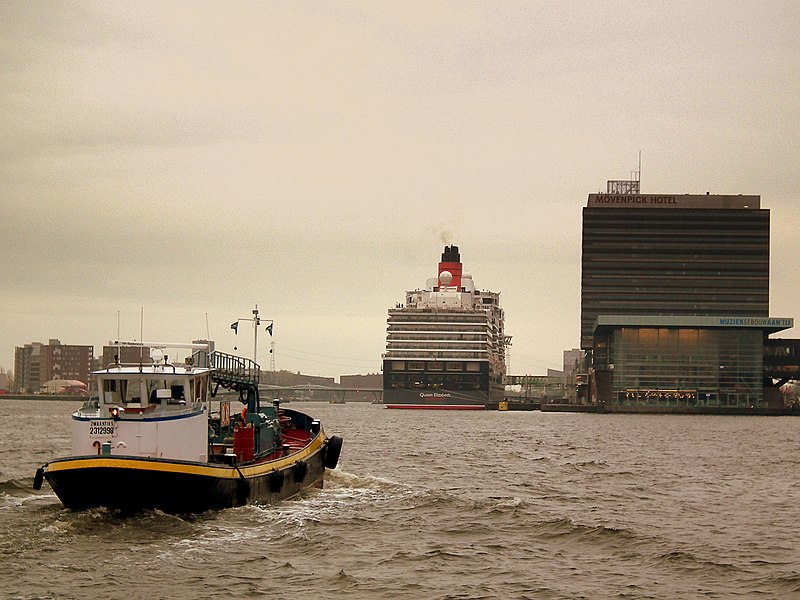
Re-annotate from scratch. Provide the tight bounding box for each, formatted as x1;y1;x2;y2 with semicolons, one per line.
580;202;770;350
607;327;764;407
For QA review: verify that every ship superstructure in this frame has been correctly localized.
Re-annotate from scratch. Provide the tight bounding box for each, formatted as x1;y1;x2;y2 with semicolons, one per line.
383;245;509;409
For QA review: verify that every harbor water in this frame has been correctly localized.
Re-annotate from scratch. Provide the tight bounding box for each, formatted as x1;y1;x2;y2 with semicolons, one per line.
1;399;798;599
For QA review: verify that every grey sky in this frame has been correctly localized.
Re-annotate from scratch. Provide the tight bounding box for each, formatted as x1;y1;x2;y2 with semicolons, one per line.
2;1;798;379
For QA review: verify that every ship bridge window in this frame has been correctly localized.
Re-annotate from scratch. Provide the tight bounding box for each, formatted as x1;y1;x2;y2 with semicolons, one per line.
392;361;406;371
103;378;143;404
466;362;480;372
428;374;444;387
408;361;425;371
446;362;464;371
193;375;208;403
145;378;188;404
428;361;444;371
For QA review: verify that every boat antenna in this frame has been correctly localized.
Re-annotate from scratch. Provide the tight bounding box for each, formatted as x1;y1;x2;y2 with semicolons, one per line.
140;307;144;364
253;305;259;365
230;304;274;366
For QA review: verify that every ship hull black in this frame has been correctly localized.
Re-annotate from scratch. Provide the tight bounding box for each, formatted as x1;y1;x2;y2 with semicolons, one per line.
383;388;494;409
42;436;337;514
383;358;504;409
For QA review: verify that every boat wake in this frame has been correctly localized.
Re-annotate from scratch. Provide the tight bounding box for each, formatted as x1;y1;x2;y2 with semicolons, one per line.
245;469;415;525
324;468;409;494
0;477;62;511
0;478;33;495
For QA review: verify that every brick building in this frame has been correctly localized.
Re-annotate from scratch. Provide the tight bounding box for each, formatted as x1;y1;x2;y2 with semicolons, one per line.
14;339;93;394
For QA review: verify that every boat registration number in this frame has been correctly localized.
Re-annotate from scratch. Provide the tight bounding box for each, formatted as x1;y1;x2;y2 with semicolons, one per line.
89;420;116;437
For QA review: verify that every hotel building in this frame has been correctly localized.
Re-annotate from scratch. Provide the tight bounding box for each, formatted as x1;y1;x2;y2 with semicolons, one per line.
581;183;795;410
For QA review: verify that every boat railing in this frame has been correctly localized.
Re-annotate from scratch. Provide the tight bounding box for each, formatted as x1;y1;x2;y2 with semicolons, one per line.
101;361;180;374
77;396;100;414
209;351;261;392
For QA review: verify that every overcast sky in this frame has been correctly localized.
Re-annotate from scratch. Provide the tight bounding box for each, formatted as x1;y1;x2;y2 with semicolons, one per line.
1;1;798;380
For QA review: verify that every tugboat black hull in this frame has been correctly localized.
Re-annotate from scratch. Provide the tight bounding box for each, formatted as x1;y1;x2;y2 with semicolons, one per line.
42;435;340;514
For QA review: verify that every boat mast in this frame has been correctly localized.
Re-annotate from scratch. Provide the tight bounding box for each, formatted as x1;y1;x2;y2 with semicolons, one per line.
253;305;260;365
231;305;273;367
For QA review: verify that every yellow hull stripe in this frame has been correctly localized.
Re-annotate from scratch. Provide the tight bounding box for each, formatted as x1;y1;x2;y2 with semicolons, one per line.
47;434;326;480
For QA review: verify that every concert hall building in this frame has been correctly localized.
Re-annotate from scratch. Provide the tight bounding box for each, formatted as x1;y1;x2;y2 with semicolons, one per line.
581;183;796;411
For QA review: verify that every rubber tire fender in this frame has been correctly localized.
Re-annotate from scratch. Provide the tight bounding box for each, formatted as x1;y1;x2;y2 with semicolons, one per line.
323;436;343;470
236;478;250;506
33;467;45;491
293;460;308;483
269;470;285;493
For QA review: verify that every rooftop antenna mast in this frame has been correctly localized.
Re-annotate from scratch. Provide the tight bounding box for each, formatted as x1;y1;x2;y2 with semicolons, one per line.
607;152;642;194
635;150;642;190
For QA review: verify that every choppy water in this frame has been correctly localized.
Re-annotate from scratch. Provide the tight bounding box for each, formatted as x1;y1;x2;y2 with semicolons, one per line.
1;399;799;599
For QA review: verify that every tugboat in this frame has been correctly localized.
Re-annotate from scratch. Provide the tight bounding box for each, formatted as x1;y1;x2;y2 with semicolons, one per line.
33;313;342;514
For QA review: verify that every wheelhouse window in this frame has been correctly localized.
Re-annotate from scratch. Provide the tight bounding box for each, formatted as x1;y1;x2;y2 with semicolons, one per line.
103;378;144;404
144;378;189;404
193;375;208;403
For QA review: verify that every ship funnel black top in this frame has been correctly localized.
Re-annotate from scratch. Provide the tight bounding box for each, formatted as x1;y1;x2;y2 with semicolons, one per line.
441;245;460;263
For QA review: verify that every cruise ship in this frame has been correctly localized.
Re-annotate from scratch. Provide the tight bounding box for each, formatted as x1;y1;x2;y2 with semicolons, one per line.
382;245;510;409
